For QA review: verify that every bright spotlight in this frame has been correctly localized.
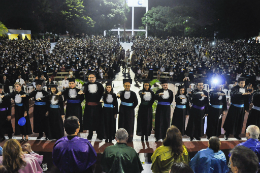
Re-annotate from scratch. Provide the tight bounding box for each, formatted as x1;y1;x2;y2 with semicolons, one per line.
212;78;218;84
212;42;215;45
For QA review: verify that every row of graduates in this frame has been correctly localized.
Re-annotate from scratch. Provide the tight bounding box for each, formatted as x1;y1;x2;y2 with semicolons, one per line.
0;73;256;142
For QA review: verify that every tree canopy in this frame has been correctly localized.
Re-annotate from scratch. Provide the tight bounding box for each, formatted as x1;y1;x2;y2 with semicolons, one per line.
0;21;8;37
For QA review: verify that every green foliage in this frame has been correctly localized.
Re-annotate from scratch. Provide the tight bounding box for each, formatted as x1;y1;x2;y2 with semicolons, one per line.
0;21;8;37
61;0;95;34
84;0;129;35
142;6;199;37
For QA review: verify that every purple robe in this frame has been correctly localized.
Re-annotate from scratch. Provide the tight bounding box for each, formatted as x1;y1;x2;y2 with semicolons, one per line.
52;136;97;173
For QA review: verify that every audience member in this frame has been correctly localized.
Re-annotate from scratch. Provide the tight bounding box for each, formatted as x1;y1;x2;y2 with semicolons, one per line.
101;128;143;173
151;125;189;173
236;125;260;166
0;139;43;173
189;136;229;173
169;162;194;173
229;146;259;173
52;116;97;173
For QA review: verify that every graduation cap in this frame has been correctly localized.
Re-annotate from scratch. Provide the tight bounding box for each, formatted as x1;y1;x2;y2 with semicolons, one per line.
123;79;132;84
238;77;246;82
36;80;44;86
178;85;185;90
196;78;204;84
143;80;150;84
48;84;58;88
68;78;75;82
160;80;168;84
106;81;113;87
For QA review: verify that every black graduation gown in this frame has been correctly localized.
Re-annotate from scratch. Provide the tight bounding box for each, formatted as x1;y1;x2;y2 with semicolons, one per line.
63;88;84;132
27;90;49;133
246;90;260;128
137;89;155;137
155;89;174;140
186;89;209;138
171;94;190;135
83;82;104;137
0;92;13;138
118;90;138;139
223;85;249;136
206;90;227;138
9;91;32;135
47;95;64;139
102;93;118;140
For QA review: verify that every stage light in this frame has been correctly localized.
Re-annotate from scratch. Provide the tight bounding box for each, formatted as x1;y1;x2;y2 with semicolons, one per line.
212;78;218;84
212;42;215;45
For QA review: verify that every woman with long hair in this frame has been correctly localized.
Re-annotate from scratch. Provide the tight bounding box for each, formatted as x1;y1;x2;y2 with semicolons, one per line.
0;139;43;173
102;82;118;142
171;85;190;135
151;126;189;173
4;82;32;142
136;81;155;141
46;84;64;140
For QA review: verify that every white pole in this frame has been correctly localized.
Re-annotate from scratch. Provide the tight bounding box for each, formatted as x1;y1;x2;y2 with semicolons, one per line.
132;6;134;36
146;0;148;38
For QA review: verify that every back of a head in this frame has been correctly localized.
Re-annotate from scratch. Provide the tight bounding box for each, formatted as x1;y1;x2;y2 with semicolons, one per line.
246;125;260;139
170;162;194;173
0;165;8;173
163;126;183;159
64;116;79;135
209;136;221;153
115;128;128;141
230;146;259;173
2;139;25;172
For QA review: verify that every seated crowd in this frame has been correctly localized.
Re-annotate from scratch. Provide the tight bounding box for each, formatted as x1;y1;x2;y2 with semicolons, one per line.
0;117;259;173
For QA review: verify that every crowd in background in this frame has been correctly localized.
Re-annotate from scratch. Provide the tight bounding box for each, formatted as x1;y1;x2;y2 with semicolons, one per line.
131;37;260;88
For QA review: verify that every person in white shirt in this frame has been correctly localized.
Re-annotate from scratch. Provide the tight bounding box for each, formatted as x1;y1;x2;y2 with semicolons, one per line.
62;76;69;89
16;75;25;86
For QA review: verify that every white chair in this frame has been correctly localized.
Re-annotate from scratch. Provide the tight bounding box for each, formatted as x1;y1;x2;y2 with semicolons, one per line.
43;86;47;91
9;86;13;92
203;84;210;92
190;83;195;90
222;89;228;96
229;84;234;90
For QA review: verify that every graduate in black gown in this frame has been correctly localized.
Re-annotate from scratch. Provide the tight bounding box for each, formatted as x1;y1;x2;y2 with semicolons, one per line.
154;80;174;141
223;77;250;140
246;84;260;128
46;84;64;140
82;72;104;140
171;85;190;135
59;78;84;132
137;81;155;141
27;80;49;139
117;79;138;142
206;85;227;139
7;82;32;142
102;82;118;143
0;84;13;141
186;79;209;141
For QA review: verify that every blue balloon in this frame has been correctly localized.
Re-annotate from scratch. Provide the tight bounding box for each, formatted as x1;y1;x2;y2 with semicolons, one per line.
18;117;26;126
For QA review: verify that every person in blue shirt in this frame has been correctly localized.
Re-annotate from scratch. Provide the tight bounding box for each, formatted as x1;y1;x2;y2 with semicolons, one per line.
189;136;229;173
236;125;260;167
